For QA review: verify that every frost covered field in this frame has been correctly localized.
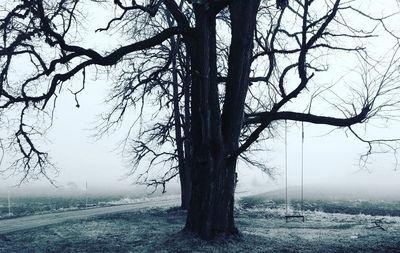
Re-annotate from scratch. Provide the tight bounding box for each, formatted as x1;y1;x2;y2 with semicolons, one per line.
1;193;400;252
0;194;177;219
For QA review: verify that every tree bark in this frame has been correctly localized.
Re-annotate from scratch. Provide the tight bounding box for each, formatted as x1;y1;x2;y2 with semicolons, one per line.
171;36;188;210
185;0;260;240
166;8;191;210
182;51;192;210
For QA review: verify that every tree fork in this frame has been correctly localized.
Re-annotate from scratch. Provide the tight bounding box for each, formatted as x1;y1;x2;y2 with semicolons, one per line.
185;0;261;240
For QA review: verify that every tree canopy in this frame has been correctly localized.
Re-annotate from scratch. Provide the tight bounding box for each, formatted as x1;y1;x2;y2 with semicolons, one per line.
1;0;400;239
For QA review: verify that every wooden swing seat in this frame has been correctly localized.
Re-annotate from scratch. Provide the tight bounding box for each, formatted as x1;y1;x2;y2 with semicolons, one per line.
285;215;305;222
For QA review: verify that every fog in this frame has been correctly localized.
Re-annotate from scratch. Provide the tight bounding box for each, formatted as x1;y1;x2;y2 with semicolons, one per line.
1;75;399;199
1;1;400;201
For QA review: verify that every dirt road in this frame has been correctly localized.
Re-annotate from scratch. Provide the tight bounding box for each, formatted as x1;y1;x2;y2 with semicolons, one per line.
0;190;259;235
0;197;179;234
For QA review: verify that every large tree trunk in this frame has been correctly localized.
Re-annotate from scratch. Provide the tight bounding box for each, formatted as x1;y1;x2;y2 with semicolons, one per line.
221;0;260;149
185;1;260;240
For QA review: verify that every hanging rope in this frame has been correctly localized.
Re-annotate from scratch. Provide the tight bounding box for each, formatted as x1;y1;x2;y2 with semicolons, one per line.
285;119;288;216
285;120;306;222
301;121;304;213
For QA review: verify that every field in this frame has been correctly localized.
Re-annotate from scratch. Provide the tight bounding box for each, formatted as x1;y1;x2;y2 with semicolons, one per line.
1;191;400;252
0;192;166;219
239;195;400;217
0;196;119;219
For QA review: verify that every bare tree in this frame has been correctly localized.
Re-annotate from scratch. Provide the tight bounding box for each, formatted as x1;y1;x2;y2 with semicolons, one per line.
93;5;194;208
1;0;400;240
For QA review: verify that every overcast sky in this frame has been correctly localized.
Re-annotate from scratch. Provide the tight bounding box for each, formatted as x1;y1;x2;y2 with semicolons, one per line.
1;1;400;197
1;75;399;196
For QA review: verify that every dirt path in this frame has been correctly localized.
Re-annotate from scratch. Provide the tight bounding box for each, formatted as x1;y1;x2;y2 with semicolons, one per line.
0;197;179;234
0;190;258;235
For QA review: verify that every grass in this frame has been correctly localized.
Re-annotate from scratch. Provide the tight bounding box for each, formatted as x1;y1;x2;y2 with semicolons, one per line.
0;196;123;219
238;196;400;216
1;196;400;252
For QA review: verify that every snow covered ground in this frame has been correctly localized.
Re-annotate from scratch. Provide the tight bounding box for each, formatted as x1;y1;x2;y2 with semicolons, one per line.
0;194;399;252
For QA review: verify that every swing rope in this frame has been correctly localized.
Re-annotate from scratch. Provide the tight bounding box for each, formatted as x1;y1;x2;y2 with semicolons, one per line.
285;120;305;222
301;121;304;214
285;119;288;216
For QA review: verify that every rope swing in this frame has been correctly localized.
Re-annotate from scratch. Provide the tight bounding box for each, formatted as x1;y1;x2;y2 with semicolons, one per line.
284;120;305;222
